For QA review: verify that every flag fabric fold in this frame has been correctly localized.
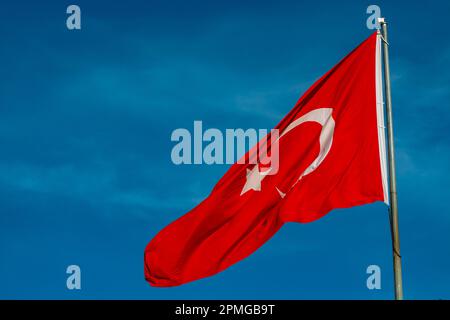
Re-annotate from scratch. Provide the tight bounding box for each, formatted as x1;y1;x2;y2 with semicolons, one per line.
144;32;388;287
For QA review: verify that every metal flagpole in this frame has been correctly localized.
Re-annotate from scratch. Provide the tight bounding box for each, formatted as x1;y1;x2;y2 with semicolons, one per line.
379;17;403;300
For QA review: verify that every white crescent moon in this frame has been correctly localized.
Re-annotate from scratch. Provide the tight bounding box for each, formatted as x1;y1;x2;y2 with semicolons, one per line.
240;108;335;197
275;107;335;197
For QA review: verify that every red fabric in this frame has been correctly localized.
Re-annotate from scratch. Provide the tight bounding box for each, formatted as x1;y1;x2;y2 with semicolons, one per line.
145;32;384;287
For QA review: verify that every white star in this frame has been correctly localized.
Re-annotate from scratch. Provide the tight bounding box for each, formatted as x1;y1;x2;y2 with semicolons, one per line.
240;165;272;196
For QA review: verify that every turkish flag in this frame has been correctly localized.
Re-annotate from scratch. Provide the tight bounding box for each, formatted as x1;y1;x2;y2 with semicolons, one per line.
145;32;388;287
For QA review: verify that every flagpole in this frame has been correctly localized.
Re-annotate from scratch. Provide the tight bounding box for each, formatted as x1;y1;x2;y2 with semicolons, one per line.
379;18;403;300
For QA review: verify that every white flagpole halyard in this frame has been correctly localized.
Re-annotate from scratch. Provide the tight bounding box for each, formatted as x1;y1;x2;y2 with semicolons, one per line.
379;17;404;300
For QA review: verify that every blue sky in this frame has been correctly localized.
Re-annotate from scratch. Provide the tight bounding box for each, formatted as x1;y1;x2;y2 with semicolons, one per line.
0;0;449;299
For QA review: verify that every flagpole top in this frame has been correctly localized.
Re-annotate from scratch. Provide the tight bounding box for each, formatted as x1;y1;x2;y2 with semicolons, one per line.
378;17;386;25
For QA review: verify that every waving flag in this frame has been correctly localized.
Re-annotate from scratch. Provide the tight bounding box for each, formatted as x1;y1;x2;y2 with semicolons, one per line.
144;32;388;287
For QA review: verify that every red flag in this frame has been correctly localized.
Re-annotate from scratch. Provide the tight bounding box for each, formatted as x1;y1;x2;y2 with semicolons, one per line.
144;32;388;287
